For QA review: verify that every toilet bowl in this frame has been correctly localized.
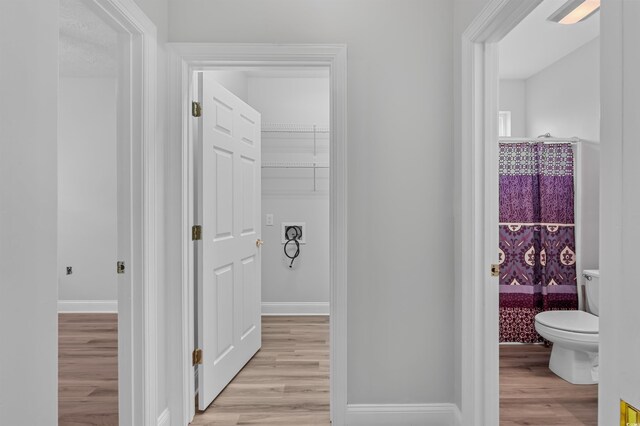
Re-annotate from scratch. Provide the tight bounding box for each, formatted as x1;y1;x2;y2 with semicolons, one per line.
534;269;600;385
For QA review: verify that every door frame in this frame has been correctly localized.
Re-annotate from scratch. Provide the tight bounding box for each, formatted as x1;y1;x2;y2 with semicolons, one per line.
167;43;348;425
459;1;542;424
70;1;159;425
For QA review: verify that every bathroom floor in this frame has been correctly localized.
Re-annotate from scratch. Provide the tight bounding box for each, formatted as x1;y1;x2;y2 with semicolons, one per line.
500;344;598;425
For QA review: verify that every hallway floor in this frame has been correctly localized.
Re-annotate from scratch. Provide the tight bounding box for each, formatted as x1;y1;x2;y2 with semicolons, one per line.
500;344;598;425
58;313;118;426
192;316;330;426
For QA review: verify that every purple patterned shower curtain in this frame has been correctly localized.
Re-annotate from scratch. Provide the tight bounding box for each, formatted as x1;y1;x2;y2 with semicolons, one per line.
499;142;578;343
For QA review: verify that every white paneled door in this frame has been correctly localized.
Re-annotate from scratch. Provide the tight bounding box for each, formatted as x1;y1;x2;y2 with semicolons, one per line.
197;74;262;410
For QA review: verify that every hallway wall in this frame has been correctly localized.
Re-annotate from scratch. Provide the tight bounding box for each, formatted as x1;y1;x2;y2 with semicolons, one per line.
0;0;59;424
169;0;455;407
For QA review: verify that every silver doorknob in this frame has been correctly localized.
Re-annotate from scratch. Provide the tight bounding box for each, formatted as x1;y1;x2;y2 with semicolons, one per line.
256;239;264;248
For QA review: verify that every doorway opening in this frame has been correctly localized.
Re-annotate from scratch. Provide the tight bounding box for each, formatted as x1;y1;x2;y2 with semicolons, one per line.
57;0;158;424
58;1;120;423
496;1;600;424
460;0;601;424
191;68;331;424
167;44;347;426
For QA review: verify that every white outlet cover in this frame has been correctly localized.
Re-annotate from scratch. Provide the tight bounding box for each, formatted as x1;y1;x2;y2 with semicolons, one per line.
281;222;306;244
266;214;274;226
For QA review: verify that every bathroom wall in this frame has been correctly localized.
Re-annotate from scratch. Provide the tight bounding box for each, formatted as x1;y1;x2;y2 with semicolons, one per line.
526;38;600;277
499;79;526;137
249;76;330;314
58;77;118;310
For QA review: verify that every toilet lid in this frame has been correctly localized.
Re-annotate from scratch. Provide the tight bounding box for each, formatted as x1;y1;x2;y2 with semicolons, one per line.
535;310;599;334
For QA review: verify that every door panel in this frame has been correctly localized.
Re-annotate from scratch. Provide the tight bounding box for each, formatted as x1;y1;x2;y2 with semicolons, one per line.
197;74;262;410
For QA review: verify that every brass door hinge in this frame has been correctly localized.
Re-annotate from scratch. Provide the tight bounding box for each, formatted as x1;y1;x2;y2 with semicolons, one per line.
192;101;202;118
192;348;203;365
192;225;202;241
117;261;125;274
491;264;500;277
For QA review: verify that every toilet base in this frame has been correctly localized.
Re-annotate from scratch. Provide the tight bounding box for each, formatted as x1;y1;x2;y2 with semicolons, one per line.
549;345;598;385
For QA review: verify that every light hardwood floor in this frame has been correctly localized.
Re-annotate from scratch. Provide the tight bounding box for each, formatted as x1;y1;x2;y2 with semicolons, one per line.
500;344;598;425
58;315;596;426
58;313;119;426
192;316;330;426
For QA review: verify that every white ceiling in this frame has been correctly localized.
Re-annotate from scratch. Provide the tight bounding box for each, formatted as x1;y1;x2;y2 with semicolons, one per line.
499;0;599;80
59;0;118;78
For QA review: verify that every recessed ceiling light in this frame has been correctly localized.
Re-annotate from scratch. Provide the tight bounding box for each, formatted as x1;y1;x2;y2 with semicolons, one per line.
547;0;600;25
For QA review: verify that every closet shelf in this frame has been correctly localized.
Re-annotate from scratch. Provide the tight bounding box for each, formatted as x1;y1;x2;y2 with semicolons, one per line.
261;123;329;192
261;123;329;133
262;161;329;169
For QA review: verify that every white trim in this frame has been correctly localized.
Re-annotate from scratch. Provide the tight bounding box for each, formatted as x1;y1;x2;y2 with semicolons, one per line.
167;43;348;426
261;302;329;316
345;404;461;426
157;408;170;426
460;1;542;425
58;300;118;313
83;1;158;425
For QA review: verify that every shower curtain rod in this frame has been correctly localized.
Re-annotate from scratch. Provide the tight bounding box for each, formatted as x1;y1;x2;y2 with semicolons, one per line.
498;137;580;145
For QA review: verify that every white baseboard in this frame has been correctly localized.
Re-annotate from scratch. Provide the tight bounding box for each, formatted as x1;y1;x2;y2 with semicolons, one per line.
58;300;118;313
157;408;170;426
345;403;461;426
261;302;329;315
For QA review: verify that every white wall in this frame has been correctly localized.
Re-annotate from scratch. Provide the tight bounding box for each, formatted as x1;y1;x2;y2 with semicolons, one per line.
248;77;330;313
600;1;640;423
169;0;455;406
209;70;248;103
499;79;526;137
58;78;118;307
0;0;59;424
249;77;329;126
525;38;600;274
526;38;600;141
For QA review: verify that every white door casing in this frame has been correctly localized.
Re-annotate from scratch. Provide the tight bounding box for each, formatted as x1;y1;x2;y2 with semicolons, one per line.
196;74;262;409
167;44;347;425
460;1;542;424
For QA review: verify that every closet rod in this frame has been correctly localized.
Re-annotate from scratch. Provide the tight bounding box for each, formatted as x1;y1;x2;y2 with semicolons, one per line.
261;165;329;169
261;123;329;133
499;137;580;145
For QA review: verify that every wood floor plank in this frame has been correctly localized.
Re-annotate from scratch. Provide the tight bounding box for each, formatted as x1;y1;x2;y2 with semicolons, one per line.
58;313;118;426
192;316;330;425
500;344;598;425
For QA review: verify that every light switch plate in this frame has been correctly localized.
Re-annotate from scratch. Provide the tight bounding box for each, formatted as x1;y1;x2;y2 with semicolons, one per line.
266;214;274;226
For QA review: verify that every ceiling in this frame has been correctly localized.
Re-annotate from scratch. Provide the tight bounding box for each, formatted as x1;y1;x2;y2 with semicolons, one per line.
499;0;599;80
59;0;118;78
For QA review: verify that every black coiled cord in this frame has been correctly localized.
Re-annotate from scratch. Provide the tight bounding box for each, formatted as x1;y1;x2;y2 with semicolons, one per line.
284;226;302;268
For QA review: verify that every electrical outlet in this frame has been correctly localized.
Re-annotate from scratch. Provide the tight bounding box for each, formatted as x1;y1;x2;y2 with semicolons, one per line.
66;266;73;275
266;214;274;226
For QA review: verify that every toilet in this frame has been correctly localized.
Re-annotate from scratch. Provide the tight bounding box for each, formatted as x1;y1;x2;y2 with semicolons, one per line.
534;270;600;384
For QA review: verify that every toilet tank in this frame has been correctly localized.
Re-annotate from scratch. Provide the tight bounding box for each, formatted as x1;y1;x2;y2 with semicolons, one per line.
583;270;600;316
